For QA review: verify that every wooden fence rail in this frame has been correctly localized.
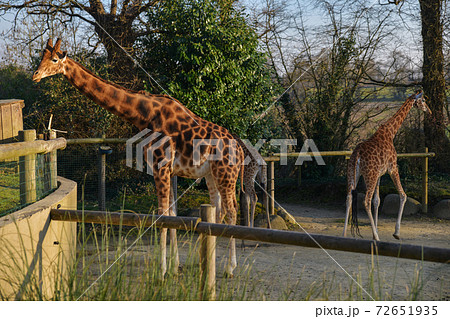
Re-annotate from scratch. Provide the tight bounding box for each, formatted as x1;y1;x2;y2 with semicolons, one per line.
50;208;450;264
0;136;66;161
62;138;436;214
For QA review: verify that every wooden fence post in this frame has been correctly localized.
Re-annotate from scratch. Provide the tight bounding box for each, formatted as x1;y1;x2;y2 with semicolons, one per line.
422;147;429;213
199;204;216;301
19;130;36;205
269;161;275;215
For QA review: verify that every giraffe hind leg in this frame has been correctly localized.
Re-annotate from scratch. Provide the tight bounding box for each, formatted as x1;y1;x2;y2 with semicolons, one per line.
372;179;381;229
389;166;407;240
362;175;380;241
344;157;360;237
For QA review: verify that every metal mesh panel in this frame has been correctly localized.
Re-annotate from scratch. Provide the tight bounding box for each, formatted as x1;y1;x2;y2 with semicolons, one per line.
0;153;57;217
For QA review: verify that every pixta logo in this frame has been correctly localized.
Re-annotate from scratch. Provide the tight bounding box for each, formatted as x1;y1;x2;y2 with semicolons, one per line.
126;129;173;176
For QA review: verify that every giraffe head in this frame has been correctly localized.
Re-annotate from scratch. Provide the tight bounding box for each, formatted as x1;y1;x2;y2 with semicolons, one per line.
412;90;432;115
32;38;67;82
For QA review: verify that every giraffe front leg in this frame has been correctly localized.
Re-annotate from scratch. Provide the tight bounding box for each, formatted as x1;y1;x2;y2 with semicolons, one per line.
221;191;238;277
169;178;180;273
389;167;407;240
154;169;171;279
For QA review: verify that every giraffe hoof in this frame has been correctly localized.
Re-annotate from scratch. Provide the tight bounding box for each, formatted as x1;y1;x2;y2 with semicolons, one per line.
393;234;400;240
223;272;234;279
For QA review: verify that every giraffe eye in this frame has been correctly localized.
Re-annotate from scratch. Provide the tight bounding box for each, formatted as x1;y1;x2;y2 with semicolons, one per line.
52;58;58;63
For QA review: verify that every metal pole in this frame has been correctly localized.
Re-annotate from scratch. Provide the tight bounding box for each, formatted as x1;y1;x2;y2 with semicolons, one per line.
98;135;112;211
422;147;429;213
98;147;106;211
269;161;275;215
49;130;57;190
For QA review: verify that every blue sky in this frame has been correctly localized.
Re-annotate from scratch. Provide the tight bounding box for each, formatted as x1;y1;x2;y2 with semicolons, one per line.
0;0;422;66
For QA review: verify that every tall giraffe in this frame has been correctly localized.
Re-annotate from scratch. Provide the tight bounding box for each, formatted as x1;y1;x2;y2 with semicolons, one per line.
343;91;431;241
231;134;271;228
33;38;245;276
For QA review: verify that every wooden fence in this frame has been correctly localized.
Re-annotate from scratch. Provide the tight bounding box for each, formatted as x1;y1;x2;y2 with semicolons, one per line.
50;206;450;300
64;137;435;215
270;149;435;213
0;129;66;209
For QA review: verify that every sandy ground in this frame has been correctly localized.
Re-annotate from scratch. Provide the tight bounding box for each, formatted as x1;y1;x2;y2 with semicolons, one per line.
207;202;450;300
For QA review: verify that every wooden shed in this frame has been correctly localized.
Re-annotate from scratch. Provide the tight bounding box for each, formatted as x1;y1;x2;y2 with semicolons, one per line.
0;99;24;143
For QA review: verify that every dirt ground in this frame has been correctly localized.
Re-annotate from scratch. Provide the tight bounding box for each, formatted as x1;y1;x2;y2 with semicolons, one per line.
206;202;450;300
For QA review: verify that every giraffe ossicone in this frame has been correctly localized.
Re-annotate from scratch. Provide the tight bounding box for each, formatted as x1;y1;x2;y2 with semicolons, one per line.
33;38;245;277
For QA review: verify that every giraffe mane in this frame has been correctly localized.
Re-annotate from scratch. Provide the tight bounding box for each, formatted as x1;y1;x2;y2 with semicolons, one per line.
69;58;184;104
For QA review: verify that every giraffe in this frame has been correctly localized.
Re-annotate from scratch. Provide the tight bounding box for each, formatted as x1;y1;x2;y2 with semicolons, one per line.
343;90;431;241
231;134;271;229
33;38;245;277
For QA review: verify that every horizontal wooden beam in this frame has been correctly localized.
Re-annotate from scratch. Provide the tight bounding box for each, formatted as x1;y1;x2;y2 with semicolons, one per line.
50;209;200;230
273;151;436;158
0;138;66;161
66;138;128;145
50;209;450;264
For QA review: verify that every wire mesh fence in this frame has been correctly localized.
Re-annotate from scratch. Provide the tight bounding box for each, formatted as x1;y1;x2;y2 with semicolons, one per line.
57;141;209;215
0;153;57;217
57;143;151;209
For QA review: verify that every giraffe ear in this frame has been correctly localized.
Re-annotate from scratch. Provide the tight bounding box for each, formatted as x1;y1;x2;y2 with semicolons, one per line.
61;51;67;62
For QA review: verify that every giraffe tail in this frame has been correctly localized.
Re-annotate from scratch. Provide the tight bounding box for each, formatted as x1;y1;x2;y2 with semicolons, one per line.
349;150;362;238
240;149;245;194
350;189;362;238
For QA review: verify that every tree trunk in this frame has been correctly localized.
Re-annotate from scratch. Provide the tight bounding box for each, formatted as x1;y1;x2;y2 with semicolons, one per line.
93;15;139;88
419;0;450;172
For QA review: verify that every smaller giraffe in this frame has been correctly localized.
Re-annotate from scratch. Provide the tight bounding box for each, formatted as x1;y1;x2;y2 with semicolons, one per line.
231;134;271;228
343;90;431;241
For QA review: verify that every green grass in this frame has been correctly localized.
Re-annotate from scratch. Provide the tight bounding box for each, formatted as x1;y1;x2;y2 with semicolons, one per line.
0;166;20;216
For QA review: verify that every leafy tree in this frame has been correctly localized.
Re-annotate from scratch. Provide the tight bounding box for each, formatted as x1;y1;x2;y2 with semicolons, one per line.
26;53;133;138
141;0;276;138
0;0;160;85
0;64;41;109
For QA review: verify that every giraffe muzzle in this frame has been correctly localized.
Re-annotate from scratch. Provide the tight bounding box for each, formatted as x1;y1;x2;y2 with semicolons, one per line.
32;71;42;82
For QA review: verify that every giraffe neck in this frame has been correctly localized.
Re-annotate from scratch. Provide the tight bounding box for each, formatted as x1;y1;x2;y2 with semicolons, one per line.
62;58;151;128
377;98;414;140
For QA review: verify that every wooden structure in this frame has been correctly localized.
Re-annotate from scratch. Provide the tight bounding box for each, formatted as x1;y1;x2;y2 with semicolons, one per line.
0;99;24;144
0;129;66;207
